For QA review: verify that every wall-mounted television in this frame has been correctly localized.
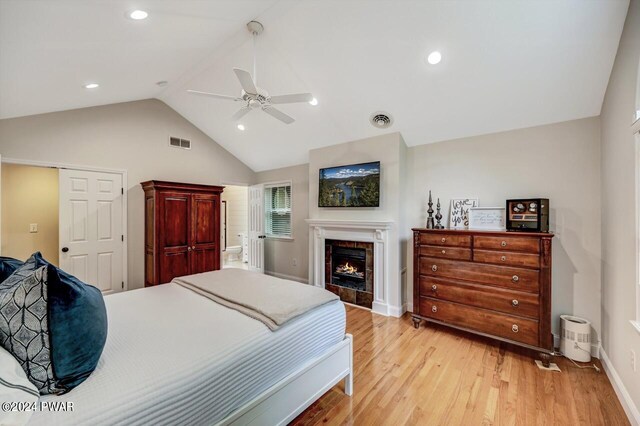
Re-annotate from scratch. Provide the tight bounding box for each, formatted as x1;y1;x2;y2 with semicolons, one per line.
318;161;380;207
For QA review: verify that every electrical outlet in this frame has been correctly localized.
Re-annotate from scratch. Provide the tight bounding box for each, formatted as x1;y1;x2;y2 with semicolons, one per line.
29;223;38;233
292;258;298;267
632;350;637;373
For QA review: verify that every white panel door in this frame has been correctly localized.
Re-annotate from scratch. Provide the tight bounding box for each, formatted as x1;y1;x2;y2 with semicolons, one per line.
248;184;264;273
59;169;124;294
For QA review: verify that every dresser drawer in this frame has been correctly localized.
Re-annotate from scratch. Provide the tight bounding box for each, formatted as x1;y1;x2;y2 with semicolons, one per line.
473;249;540;269
420;245;471;261
419;297;540;347
419;277;539;319
419;257;539;293
473;235;540;253
419;233;471;248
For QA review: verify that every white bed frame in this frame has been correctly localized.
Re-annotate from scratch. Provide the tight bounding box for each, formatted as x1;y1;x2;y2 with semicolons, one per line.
221;334;353;426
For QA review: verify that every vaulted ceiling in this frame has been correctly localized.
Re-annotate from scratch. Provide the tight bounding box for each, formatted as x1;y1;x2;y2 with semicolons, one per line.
0;0;630;171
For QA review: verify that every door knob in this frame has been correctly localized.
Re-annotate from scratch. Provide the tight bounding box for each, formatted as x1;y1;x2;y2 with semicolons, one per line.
61;247;69;253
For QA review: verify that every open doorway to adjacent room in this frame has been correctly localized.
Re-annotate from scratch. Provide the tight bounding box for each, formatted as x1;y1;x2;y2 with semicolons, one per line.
0;159;127;294
221;184;249;270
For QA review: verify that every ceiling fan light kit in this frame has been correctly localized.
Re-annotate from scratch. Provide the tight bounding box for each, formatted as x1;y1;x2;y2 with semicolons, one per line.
187;21;314;125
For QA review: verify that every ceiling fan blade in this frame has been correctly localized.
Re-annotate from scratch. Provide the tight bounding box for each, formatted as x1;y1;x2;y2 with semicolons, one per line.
187;90;240;101
231;106;251;121
262;106;295;124
233;68;258;94
269;93;313;104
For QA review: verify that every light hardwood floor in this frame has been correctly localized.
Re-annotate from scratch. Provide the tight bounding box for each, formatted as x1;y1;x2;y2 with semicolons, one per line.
292;305;629;426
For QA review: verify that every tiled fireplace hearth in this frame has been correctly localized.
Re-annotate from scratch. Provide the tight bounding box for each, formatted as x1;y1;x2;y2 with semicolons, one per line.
307;219;400;317
325;240;374;308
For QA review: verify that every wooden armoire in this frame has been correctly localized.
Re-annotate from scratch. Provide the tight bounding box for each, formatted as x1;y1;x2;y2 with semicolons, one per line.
141;181;224;287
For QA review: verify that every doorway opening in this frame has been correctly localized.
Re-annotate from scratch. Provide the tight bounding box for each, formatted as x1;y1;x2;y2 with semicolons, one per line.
0;159;127;294
1;163;60;265
221;184;249;270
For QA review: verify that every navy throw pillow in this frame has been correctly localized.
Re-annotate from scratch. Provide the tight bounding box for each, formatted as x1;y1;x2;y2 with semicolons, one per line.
0;252;107;394
32;253;108;392
0;256;24;283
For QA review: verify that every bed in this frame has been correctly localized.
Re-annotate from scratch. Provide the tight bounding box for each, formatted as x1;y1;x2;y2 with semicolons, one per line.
28;271;352;425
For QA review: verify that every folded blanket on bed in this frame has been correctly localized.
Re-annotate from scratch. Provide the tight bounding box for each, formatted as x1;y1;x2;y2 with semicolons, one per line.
172;269;339;330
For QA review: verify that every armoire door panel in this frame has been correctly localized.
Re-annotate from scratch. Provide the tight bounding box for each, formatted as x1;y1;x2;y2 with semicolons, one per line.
162;194;190;248
160;251;190;284
191;247;218;275
192;195;218;245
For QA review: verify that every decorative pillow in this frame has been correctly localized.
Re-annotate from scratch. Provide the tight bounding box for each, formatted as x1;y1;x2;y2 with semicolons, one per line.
0;345;39;426
0;262;60;394
32;253;108;391
0;256;24;283
0;252;108;395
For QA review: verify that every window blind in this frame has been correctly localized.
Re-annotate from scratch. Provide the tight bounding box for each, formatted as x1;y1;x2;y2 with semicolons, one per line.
265;184;292;237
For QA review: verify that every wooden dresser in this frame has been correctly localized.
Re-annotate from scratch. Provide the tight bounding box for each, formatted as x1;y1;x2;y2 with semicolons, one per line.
142;181;224;287
412;229;554;356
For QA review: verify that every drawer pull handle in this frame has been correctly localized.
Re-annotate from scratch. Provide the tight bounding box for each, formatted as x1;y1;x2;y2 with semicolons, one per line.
441;249;446;254
512;275;519;283
187;247;192;251
512;299;519;307
441;237;446;243
512;324;519;333
501;241;507;247
432;306;438;313
501;255;506;262
431;284;437;291
431;265;438;272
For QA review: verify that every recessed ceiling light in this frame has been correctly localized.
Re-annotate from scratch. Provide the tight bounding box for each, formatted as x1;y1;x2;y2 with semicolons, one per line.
427;51;442;65
129;10;148;20
309;98;318;106
237;124;245;131
84;83;99;89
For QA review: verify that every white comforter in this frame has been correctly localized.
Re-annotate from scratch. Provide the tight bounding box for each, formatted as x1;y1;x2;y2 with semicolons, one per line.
29;282;346;425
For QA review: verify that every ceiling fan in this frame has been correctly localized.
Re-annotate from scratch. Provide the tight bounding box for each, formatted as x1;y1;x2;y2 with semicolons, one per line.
187;21;314;125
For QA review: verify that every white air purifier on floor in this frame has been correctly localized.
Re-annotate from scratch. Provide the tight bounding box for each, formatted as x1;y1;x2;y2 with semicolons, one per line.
560;315;592;362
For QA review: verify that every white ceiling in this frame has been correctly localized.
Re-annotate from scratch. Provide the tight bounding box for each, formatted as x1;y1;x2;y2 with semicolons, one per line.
0;0;629;171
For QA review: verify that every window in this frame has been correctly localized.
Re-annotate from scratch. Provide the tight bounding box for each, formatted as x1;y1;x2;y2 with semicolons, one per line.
265;182;292;239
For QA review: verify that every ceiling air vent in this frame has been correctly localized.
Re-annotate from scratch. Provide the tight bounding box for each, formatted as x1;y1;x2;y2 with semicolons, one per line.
369;111;394;129
169;137;191;150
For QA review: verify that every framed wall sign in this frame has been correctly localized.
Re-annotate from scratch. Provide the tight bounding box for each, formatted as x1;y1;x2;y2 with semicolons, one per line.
468;207;506;231
449;198;479;229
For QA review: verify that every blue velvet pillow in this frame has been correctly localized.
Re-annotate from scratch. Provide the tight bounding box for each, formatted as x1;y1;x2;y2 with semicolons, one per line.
32;253;108;392
0;256;24;283
0;252;107;394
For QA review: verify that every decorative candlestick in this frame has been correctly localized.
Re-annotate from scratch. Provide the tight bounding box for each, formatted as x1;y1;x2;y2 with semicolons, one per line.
434;198;444;229
426;190;435;229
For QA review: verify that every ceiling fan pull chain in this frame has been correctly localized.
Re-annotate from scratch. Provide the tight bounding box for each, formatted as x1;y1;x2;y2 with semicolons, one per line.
253;31;257;86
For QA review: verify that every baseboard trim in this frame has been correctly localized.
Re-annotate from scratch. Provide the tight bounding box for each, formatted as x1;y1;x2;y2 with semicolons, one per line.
599;345;640;425
264;270;308;284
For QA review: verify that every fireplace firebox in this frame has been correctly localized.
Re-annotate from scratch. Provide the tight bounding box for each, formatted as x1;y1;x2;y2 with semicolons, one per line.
331;247;366;291
325;240;374;308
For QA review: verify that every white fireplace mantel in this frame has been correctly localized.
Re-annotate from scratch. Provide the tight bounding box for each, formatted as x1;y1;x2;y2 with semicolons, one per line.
307;219;401;317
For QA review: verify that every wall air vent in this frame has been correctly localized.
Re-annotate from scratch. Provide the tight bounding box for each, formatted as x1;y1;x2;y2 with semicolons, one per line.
369;111;394;129
169;137;191;150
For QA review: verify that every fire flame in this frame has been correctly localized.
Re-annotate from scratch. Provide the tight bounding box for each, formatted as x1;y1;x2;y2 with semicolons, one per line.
341;262;357;274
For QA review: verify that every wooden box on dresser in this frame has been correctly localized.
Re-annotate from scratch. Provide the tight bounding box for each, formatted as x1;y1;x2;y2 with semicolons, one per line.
412;228;554;361
142;181;224;287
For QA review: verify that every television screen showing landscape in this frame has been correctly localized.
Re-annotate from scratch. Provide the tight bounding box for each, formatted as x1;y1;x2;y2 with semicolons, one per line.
318;161;380;207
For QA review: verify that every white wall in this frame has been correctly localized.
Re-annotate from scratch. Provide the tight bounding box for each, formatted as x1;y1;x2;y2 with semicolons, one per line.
0;99;256;289
600;0;640;418
405;117;603;342
256;163;309;282
221;185;248;248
